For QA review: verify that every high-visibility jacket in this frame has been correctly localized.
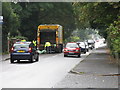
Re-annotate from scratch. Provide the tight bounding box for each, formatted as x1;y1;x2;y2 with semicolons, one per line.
45;42;51;47
33;40;37;46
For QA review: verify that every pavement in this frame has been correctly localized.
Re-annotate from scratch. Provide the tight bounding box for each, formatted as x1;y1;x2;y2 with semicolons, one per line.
54;45;119;88
0;54;10;62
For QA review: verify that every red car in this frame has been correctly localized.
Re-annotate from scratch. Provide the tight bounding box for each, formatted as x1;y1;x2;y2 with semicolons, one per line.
64;42;81;57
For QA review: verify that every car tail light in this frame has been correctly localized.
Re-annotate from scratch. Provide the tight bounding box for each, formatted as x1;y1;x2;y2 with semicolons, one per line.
11;47;14;52
29;47;32;52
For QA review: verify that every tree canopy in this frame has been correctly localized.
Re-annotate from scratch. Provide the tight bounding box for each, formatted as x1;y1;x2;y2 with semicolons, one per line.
2;2;120;54
73;2;120;38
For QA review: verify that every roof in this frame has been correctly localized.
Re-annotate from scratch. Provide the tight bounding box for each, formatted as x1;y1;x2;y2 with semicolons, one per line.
15;41;31;44
38;24;62;30
67;42;76;43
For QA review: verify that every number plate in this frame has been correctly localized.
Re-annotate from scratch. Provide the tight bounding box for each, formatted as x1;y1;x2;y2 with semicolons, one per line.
17;50;25;52
69;52;74;54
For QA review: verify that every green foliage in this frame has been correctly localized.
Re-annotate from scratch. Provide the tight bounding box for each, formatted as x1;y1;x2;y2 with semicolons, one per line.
73;2;120;57
10;36;28;40
2;3;20;36
73;2;120;38
70;36;80;42
2;2;20;52
73;2;90;29
2;2;76;52
107;16;120;53
12;2;76;40
2;2;120;54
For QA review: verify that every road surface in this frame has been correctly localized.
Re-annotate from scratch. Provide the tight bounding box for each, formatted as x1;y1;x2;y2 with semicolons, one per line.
2;51;90;88
2;43;118;88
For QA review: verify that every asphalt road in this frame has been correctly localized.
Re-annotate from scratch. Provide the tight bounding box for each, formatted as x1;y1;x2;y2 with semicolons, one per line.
2;50;91;88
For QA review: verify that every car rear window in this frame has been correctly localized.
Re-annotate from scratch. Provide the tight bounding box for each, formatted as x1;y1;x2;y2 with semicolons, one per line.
88;40;94;43
79;42;84;45
66;43;79;48
13;44;29;49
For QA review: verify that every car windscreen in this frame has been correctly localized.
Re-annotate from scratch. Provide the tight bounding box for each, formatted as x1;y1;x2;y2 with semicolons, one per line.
79;42;84;45
13;44;29;49
66;43;79;48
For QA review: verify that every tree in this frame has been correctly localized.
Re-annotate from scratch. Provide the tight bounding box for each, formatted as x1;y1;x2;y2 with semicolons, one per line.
17;2;76;40
73;2;120;38
2;2;20;52
107;16;120;53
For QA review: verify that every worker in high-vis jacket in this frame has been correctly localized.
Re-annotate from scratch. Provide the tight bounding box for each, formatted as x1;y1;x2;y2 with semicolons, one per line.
32;40;37;47
45;42;51;54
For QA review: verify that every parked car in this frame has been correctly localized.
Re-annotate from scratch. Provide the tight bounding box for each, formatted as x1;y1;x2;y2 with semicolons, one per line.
87;39;95;50
10;41;39;63
77;42;87;54
64;42;81;57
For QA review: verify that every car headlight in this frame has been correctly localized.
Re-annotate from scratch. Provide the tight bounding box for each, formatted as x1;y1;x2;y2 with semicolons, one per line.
64;49;68;51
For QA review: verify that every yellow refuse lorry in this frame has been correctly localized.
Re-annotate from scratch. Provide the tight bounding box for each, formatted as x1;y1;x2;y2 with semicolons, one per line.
37;24;63;53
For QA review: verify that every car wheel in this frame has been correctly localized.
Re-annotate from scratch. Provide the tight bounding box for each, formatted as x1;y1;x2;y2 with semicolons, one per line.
17;60;20;63
35;54;39;62
90;47;93;50
87;49;89;52
30;55;34;63
84;51;86;54
10;58;14;63
78;54;81;58
64;55;67;57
